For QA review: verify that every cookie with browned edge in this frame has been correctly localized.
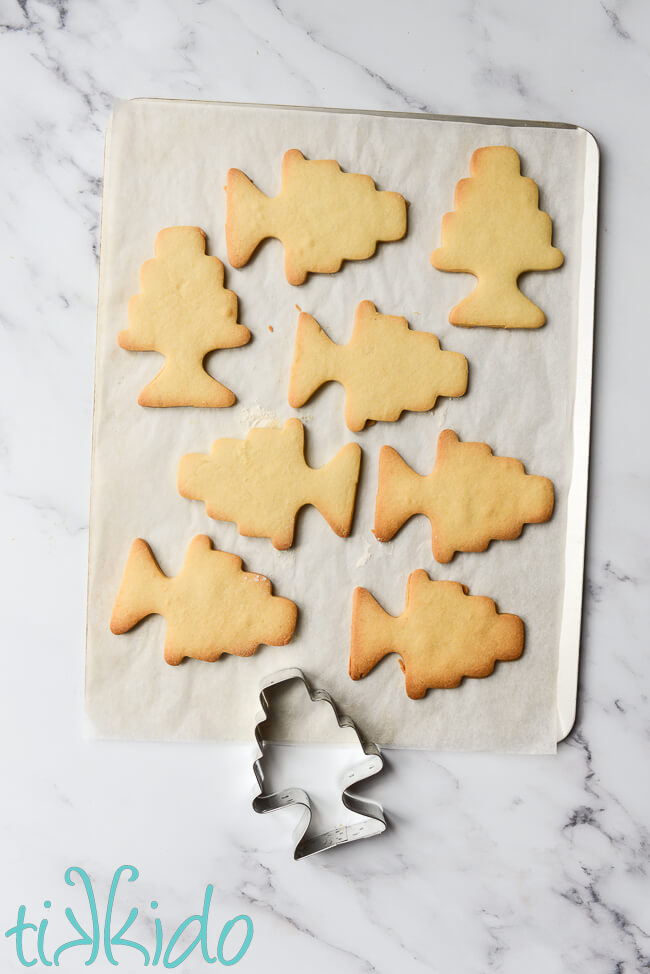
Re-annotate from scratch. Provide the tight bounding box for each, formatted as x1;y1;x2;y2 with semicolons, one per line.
350;570;524;699
288;301;467;431
111;536;297;665
431;146;563;328
374;429;554;563
226;149;407;285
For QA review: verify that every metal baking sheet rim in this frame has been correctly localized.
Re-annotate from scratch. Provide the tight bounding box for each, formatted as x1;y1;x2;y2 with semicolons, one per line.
87;99;599;747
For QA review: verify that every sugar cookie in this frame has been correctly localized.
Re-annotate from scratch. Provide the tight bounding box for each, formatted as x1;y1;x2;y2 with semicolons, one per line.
288;301;468;432
374;429;554;562
226;149;407;285
178;418;361;550
349;571;524;699
110;535;297;665
431;146;564;328
119;227;250;406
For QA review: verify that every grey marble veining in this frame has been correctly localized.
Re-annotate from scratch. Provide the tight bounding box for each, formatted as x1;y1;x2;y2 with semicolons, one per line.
0;0;648;971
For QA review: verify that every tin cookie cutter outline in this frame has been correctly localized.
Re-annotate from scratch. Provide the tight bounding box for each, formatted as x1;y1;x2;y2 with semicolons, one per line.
252;667;387;860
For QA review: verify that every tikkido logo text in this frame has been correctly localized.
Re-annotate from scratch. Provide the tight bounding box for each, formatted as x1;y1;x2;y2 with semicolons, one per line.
4;866;253;968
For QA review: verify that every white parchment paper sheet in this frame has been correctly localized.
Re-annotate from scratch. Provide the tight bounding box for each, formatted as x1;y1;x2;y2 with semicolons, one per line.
86;100;592;752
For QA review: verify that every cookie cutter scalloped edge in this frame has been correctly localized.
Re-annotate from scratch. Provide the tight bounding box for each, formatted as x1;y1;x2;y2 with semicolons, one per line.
252;667;387;860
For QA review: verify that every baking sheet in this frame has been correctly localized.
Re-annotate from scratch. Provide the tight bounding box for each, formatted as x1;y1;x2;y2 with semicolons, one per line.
85;99;597;752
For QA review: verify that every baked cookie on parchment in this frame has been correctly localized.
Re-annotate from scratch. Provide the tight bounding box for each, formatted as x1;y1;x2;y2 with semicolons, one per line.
178;419;361;550
110;535;297;665
120;227;250;407
431;146;563;328
226;149;407;285
374;429;554;562
288;301;468;431
350;570;524;699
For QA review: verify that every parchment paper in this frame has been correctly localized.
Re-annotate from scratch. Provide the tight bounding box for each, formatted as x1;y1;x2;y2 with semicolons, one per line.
86;100;593;752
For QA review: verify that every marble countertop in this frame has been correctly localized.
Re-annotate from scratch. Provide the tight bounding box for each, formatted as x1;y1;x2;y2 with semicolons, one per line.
1;1;648;971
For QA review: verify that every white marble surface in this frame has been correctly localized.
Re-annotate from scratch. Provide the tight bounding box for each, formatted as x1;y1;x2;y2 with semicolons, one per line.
0;1;648;971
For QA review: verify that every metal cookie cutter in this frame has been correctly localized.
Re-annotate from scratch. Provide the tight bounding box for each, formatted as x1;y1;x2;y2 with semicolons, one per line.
252;667;387;860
